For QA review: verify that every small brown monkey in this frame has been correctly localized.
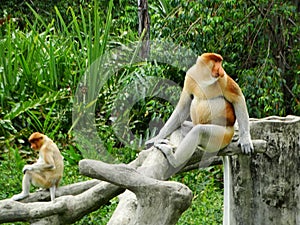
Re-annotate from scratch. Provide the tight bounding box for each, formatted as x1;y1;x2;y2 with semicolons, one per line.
12;132;64;201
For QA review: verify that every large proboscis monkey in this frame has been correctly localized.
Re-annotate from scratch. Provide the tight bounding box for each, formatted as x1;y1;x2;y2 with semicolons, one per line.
12;132;64;201
146;53;253;176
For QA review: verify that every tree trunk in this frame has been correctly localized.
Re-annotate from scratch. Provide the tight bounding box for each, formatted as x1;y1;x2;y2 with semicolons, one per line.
223;116;300;225
79;160;193;225
137;0;150;58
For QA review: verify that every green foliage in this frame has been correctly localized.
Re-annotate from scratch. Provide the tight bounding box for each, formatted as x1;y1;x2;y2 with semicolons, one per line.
0;142;26;200
74;199;118;225
0;0;114;139
175;167;223;224
96;62;182;149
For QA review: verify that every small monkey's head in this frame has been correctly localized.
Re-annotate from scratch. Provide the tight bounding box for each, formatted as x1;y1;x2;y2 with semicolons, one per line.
28;132;45;150
197;53;225;78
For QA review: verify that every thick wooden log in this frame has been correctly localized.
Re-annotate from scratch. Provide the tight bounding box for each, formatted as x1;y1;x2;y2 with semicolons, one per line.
224;115;300;225
19;179;101;203
182;139;267;171
105;144;192;224
0;181;123;224
79;160;193;225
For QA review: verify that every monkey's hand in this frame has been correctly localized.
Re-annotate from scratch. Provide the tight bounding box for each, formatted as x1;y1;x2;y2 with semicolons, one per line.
22;165;33;174
145;136;164;148
145;137;155;147
238;135;254;154
154;141;178;167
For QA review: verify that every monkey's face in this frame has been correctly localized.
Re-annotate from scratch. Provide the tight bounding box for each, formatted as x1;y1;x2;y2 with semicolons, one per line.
211;60;225;78
30;141;37;150
28;132;44;150
197;53;224;78
29;137;43;150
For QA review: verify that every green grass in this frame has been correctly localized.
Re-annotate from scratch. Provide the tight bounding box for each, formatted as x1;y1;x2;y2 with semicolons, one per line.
176;167;223;225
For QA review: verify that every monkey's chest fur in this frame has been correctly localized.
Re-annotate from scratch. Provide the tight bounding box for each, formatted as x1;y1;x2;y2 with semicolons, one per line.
190;95;236;126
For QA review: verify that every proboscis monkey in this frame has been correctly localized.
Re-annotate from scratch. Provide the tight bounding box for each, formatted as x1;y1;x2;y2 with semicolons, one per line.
12;132;64;201
146;53;253;175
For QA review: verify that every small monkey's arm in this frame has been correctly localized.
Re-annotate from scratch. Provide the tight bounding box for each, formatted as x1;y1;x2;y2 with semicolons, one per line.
146;90;192;145
22;163;55;174
22;151;56;173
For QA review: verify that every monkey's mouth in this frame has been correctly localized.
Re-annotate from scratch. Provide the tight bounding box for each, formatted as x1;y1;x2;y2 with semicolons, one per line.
212;73;220;78
212;72;224;78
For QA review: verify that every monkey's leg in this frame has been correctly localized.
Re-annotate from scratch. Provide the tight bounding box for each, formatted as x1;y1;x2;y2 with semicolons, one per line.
11;172;32;201
154;141;177;166
49;185;56;201
31;173;59;201
173;124;233;166
156;125;233;177
30;172;51;188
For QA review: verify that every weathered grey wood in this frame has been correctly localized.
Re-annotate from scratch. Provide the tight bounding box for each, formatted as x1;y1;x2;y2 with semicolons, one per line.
20;179;101;203
103;135;266;224
224;115;300;225
118;143;198;223
106;146;191;224
80;159;193;225
0;181;123;224
0;198;67;223
182;139;267;171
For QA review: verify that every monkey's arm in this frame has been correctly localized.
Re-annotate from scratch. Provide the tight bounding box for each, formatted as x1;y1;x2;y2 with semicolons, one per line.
23;163;55;173
232;95;253;154
223;76;253;154
146;90;192;145
23;149;56;173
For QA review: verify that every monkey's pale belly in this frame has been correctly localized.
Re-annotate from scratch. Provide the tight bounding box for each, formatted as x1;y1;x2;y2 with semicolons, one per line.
190;97;234;126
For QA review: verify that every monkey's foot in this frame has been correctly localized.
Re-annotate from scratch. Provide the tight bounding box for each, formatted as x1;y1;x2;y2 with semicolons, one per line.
11;192;29;201
154;139;175;148
154;143;178;168
37;187;47;192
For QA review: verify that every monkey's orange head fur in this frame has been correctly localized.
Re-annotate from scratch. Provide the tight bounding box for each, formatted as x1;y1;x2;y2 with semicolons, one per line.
29;132;45;150
198;53;225;78
201;53;223;62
